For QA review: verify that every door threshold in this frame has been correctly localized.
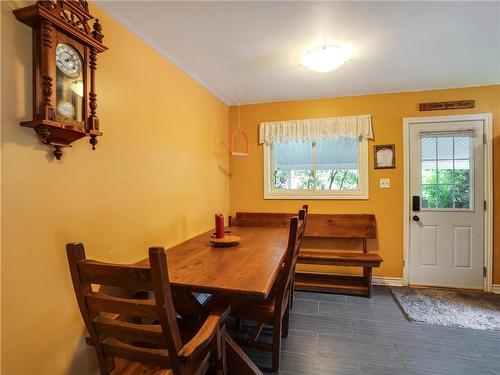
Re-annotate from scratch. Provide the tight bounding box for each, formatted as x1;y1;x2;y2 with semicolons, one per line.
408;284;484;292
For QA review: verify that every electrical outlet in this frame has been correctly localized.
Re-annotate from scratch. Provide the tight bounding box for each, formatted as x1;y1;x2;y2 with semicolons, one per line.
379;179;390;188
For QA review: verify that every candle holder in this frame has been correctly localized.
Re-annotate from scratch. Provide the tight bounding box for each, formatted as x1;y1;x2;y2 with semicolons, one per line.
210;230;240;247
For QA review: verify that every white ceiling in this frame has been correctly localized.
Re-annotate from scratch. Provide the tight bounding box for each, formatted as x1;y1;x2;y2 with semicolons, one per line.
98;1;500;105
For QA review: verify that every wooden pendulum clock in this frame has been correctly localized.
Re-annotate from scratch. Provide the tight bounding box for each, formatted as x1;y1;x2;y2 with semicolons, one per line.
14;0;108;160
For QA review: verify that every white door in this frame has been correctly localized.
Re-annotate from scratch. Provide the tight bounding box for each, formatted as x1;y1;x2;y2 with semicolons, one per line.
409;121;484;289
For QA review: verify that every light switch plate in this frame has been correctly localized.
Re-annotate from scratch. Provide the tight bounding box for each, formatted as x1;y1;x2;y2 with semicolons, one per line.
379;178;390;188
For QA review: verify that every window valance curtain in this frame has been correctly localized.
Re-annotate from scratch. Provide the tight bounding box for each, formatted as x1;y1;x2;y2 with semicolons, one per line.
259;114;373;145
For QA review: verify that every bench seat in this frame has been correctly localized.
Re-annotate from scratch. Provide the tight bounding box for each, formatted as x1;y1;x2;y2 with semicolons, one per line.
298;250;383;267
294;273;371;296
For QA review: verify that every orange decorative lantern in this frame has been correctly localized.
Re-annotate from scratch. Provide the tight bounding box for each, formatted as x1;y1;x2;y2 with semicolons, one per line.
230;129;249;157
229;94;249;157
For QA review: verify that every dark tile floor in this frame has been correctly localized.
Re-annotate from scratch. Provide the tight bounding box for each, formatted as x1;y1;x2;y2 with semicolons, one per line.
237;287;500;375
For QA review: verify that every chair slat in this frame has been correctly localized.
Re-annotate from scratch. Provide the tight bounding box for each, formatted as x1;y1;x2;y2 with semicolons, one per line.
94;316;166;346
79;260;153;290
102;337;171;367
87;293;159;319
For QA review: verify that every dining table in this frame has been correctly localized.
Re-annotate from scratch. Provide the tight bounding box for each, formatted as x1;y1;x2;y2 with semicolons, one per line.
137;224;291;375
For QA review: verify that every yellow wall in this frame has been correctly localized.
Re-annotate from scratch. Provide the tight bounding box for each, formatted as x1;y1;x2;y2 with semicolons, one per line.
1;2;229;374
229;85;500;282
2;1;500;373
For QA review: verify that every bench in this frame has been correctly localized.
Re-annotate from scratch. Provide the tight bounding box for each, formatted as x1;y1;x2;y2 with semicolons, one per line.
295;214;383;298
233;212;383;298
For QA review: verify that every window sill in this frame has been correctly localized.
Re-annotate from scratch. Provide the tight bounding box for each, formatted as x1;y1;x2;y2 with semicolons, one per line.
264;192;369;200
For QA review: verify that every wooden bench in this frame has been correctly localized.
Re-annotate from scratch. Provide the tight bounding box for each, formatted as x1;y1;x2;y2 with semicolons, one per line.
233;212;383;298
295;214;383;298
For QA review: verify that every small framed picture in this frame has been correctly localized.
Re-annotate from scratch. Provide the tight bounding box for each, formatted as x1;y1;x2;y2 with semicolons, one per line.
374;144;395;169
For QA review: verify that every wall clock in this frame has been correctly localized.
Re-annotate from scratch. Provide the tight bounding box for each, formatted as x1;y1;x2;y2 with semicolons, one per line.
14;0;108;160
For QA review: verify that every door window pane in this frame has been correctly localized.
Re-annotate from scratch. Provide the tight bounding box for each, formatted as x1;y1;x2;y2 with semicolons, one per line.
421;184;436;209
421;138;436;160
420;135;472;209
437;137;453;159
454;137;470;159
454;183;471;208
421;166;437;185
437;185;454;208
437;160;454;184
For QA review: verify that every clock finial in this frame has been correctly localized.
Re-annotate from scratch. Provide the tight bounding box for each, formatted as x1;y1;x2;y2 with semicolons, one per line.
92;18;104;42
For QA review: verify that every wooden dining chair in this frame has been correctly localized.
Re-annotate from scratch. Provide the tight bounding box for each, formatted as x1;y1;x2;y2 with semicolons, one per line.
230;215;306;372
290;205;308;310
232;205;309;312
67;243;230;375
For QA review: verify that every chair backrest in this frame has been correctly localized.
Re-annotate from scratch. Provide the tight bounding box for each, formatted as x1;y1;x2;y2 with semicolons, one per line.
294;205;309;263
66;243;184;374
274;216;305;314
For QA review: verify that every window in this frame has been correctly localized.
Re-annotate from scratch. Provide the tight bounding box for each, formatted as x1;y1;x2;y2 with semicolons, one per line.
420;135;473;209
264;137;369;199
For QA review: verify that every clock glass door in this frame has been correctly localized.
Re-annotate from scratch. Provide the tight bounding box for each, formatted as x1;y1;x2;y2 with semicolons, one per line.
55;43;84;126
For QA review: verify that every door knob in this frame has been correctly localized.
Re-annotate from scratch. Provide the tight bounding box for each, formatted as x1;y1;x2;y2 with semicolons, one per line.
412;215;420;222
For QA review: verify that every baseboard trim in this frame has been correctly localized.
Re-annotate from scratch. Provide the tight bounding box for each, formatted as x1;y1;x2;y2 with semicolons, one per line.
372;276;404;287
295;270;492;291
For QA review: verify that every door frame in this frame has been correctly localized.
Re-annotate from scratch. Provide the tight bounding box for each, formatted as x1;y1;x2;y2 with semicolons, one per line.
403;113;493;291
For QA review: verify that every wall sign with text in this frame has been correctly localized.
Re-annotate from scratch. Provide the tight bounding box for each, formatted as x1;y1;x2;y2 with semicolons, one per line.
419;100;475;111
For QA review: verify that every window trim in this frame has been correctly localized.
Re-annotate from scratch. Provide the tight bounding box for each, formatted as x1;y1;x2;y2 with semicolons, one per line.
263;138;369;200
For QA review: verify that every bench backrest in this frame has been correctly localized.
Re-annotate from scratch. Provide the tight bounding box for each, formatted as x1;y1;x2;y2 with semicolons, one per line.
305;214;376;239
234;212;376;239
233;212;291;227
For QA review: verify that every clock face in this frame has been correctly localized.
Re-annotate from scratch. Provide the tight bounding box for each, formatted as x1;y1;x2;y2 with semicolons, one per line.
56;43;82;78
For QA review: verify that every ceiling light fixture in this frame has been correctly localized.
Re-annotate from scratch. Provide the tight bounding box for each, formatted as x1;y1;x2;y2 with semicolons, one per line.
301;44;349;73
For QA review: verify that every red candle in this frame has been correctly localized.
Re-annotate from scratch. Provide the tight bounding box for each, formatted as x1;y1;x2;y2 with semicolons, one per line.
215;213;225;239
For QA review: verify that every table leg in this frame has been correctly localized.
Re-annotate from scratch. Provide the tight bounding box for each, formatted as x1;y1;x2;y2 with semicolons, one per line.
172;288;204;320
225;333;263;375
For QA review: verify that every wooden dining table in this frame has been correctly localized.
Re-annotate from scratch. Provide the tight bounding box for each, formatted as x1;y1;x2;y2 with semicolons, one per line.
137;225;291;375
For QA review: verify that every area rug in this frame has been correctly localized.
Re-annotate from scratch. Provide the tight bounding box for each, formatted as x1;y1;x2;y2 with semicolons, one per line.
390;287;500;331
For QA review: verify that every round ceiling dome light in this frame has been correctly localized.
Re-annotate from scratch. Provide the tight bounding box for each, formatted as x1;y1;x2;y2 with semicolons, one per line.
301;44;349;73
